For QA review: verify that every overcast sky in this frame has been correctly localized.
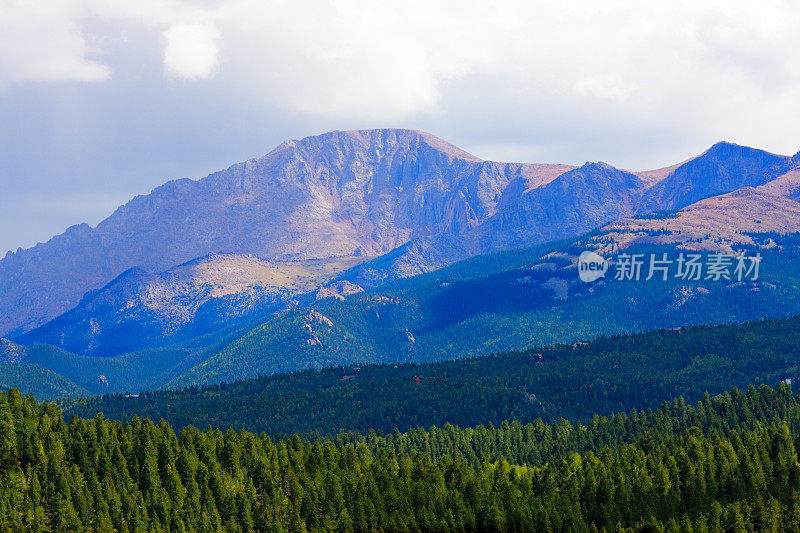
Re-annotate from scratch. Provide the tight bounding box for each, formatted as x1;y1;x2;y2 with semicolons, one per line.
1;0;800;255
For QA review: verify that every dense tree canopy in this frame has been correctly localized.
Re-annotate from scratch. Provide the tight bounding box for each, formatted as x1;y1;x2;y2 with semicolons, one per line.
66;314;800;439
6;385;800;530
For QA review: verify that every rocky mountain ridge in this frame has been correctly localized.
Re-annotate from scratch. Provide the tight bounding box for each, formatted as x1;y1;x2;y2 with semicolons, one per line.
0;129;573;336
343;142;799;288
4;133;797;356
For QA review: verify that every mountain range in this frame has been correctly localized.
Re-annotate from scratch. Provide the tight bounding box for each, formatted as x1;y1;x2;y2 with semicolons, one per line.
344;142;800;288
0;129;572;337
3;129;800;399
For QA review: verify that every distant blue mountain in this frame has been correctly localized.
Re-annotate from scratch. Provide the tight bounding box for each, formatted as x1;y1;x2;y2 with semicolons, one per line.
638;141;795;212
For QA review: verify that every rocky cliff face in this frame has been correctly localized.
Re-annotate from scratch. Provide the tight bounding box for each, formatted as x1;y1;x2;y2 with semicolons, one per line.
468;162;650;252
0;129;572;336
343;144;799;288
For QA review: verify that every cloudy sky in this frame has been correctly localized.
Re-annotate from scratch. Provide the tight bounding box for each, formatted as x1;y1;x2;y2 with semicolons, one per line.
1;0;799;254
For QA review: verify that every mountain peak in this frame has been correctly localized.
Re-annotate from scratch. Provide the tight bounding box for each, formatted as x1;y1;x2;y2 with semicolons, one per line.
703;140;792;161
113;266;150;283
0;127;526;336
581;161;616;171
7;129;798;342
637;140;796;213
702;141;757;158
708;140;740;149
284;128;483;163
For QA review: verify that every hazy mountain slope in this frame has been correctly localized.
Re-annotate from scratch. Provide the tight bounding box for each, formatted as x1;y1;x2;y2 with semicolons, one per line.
637;141;796;212
0;363;89;400
341;162;650;287
465;162;649;252
168;233;800;388
0;316;256;396
11;224;800;395
593;164;800;254
2;129;571;336
17;254;363;356
759;166;800;201
342;143;798;288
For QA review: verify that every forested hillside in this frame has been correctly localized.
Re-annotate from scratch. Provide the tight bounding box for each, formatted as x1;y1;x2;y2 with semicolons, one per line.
7;385;800;530
166;238;800;389
0;323;255;397
8;234;800;398
0;363;90;400
65;314;800;437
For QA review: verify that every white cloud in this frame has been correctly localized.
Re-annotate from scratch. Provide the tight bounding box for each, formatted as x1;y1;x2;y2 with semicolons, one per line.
200;0;800;136
1;1;800;158
3;0;800;254
4;0;800;135
162;23;220;80
207;0;495;119
0;0;110;85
